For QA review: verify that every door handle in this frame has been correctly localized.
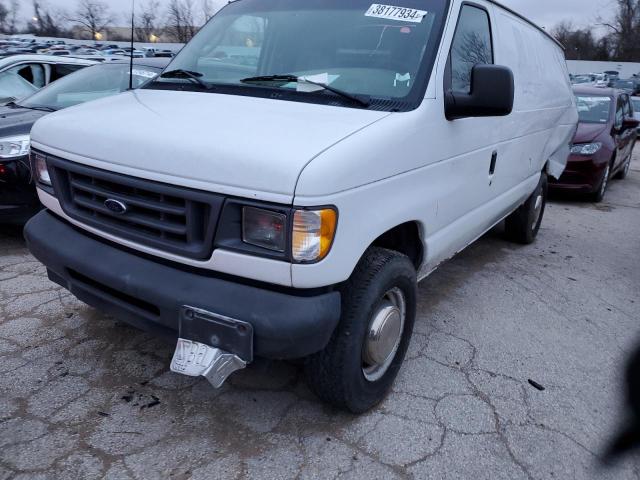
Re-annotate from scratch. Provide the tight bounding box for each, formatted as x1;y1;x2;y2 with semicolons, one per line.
489;151;498;176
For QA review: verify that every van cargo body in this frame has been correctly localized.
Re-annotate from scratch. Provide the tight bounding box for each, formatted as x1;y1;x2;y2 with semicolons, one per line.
25;0;578;412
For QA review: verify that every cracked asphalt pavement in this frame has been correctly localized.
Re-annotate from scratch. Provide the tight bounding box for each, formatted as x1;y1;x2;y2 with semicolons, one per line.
1;149;640;480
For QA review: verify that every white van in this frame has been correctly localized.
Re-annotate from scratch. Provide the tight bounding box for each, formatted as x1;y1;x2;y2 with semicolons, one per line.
25;0;577;413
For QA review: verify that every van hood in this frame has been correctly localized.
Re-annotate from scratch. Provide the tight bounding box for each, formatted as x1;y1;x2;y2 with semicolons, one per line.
574;122;608;144
30;89;390;202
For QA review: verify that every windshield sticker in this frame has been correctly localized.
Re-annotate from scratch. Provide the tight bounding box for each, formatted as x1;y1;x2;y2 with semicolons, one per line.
394;73;411;87
131;69;157;79
365;4;429;23
296;73;340;93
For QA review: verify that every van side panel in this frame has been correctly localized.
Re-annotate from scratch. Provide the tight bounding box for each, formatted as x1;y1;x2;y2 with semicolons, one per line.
491;8;578;178
292;0;577;289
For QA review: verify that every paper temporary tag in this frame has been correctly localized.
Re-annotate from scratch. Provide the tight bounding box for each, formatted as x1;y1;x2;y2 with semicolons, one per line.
131;69;158;79
365;4;428;23
297;73;340;93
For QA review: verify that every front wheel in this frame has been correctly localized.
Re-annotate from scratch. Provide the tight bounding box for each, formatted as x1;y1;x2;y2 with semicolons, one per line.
614;155;631;180
304;247;417;413
590;162;611;203
504;172;548;245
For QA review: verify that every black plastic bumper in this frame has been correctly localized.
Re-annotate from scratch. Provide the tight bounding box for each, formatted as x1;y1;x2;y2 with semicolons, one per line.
24;211;341;360
0;157;40;224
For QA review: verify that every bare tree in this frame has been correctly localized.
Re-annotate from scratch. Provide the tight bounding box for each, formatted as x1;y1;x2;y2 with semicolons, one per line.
30;0;68;37
202;0;226;23
202;0;214;23
0;2;9;34
69;0;115;40
135;0;161;42
552;1;640;62
165;0;197;43
452;31;492;88
551;21;602;61
599;0;640;61
4;0;19;34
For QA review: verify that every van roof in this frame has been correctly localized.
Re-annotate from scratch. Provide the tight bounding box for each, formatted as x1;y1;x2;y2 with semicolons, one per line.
488;0;564;50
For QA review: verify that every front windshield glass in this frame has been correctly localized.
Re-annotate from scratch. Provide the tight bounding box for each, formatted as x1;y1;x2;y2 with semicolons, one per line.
575;95;612;124
0;72;38;102
632;98;640;112
152;0;448;110
20;63;160;110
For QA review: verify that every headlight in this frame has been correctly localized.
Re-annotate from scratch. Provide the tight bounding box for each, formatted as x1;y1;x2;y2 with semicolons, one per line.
571;142;602;155
32;152;52;186
292;208;337;262
222;203;339;262
242;207;287;252
0;134;30;159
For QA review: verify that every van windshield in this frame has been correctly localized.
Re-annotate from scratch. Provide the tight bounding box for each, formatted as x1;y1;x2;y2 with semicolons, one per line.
150;0;448;111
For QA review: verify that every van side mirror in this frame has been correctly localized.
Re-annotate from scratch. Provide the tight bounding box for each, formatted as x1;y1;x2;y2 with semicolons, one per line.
445;64;515;121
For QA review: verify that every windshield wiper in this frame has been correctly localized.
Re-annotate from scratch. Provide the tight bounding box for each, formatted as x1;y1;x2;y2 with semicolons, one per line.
160;69;214;90
240;74;370;107
6;101;56;112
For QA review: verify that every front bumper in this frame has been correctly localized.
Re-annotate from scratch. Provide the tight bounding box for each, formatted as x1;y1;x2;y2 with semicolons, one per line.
0;156;40;223
24;211;342;360
549;154;608;193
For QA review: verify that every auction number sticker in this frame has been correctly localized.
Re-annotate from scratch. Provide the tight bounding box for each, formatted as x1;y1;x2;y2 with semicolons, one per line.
132;69;158;79
365;4;428;22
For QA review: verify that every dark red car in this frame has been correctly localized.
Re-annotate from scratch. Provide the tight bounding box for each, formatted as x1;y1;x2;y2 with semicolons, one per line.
550;86;638;202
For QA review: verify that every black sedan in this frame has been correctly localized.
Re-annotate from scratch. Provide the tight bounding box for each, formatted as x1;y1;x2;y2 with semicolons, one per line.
0;58;169;224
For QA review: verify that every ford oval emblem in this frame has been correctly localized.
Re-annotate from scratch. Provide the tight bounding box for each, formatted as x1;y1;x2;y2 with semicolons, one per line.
104;199;128;215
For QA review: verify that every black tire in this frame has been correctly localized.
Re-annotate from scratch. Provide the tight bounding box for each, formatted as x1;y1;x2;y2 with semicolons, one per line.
304;247;417;413
505;172;548;245
614;155;631;180
590;161;611;203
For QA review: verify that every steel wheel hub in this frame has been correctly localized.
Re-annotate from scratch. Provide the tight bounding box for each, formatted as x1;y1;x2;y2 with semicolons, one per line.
532;194;543;231
362;287;406;382
600;165;610;195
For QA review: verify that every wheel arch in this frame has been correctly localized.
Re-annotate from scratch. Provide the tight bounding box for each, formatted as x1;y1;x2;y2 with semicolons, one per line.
367;221;425;270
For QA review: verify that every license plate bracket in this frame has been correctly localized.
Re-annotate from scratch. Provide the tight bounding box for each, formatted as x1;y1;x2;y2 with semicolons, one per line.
179;306;254;363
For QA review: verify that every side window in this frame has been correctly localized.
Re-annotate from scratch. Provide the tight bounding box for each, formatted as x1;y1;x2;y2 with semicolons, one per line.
51;64;85;82
622;96;631;118
7;63;46;88
449;5;494;94
615;97;624;128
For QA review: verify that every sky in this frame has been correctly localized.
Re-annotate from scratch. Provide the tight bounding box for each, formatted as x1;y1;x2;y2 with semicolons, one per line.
25;0;614;33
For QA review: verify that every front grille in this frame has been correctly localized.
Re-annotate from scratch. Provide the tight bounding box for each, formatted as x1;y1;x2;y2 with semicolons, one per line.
43;152;224;260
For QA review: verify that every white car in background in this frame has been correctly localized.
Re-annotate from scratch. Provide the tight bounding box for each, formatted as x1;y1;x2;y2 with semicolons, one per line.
592;73;609;87
0;55;96;103
103;49;128;56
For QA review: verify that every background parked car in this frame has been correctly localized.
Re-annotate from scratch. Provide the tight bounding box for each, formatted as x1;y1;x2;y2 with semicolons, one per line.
594;73;610;87
0;57;169;224
611;78;639;95
103;49;128;56
0;55;96;104
550;86;638;202
572;74;597;86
